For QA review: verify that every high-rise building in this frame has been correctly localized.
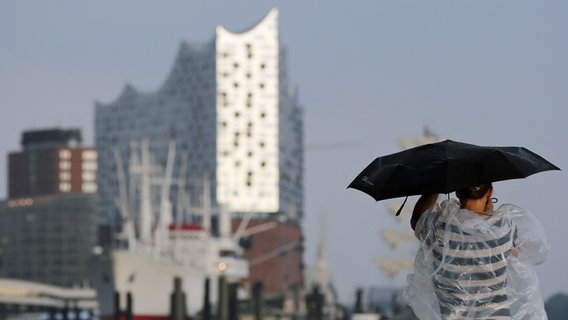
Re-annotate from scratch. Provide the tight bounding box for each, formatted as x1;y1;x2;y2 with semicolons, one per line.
8;128;97;198
94;9;304;304
95;8;302;225
0;128;98;288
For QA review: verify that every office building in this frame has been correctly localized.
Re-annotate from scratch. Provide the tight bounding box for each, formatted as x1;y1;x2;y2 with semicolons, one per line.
0;193;98;287
1;128;98;287
8;128;97;198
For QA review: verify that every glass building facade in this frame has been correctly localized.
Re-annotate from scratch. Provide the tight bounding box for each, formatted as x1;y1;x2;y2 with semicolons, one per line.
0;193;98;287
95;9;303;226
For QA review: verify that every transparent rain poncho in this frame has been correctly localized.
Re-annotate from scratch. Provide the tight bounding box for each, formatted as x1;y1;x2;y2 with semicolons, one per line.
403;199;549;320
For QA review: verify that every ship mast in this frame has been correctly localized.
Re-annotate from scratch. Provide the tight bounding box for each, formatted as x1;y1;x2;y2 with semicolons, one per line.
116;138;178;251
114;149;136;249
202;176;212;232
314;210;335;307
155;141;176;255
139;138;153;245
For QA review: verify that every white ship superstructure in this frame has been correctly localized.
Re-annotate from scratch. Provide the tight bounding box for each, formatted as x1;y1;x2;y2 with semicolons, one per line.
109;140;248;318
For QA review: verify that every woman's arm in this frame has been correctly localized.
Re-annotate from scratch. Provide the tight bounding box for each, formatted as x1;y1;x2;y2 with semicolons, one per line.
411;194;439;231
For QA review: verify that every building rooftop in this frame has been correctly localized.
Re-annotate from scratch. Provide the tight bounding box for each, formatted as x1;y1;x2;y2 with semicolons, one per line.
21;128;82;149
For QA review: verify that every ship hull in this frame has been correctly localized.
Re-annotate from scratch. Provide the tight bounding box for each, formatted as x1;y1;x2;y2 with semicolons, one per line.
112;250;212;318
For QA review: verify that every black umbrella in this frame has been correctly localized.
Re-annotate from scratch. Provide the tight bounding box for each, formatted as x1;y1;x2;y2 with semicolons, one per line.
348;139;560;205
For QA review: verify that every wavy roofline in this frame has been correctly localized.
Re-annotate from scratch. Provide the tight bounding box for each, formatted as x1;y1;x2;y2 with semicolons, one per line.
97;8;278;108
216;8;277;36
97;40;213;107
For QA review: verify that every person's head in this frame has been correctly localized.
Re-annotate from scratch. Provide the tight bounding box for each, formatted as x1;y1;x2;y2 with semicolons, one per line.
456;183;493;208
457;183;493;199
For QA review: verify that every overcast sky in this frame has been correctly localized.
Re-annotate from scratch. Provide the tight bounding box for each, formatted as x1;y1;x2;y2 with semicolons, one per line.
2;0;567;306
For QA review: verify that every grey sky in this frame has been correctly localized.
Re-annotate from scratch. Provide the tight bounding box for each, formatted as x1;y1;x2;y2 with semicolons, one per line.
1;0;567;305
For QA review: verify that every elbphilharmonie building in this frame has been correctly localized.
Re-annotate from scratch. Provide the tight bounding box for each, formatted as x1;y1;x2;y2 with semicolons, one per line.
95;9;303;226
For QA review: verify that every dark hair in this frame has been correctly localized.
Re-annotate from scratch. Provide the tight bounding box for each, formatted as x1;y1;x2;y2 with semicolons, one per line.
457;183;493;199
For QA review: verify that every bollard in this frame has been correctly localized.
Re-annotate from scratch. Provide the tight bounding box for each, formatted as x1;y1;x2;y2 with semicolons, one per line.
114;291;133;320
305;286;324;320
169;277;187;320
217;276;228;320
126;292;132;320
202;277;211;320
228;282;238;320
252;282;263;320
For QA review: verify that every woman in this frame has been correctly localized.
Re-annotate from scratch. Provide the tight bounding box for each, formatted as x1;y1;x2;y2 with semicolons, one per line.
403;183;549;320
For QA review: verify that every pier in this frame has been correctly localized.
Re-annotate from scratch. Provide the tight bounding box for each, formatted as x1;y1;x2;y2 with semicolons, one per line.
0;278;98;319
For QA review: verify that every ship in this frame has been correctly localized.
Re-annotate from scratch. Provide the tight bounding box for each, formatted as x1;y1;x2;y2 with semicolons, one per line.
93;139;249;319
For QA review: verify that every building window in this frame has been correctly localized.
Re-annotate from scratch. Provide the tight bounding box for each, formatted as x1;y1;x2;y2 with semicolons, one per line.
82;183;97;193
82;161;97;171
59;150;71;159
59;182;71;192
82;171;96;181
246;43;253;59
59;161;71;170
82;150;97;160
246;171;253;187
60;172;71;181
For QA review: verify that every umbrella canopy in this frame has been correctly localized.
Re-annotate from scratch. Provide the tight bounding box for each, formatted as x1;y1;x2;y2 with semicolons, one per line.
348;139;560;202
